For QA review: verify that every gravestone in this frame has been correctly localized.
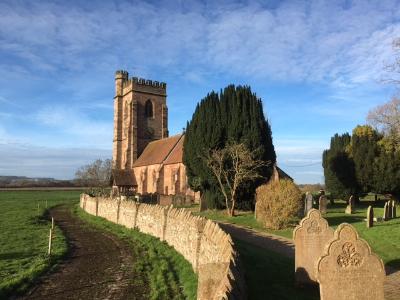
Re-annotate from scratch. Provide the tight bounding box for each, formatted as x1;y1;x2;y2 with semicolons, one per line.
366;206;373;228
383;202;389;220
304;192;313;216
388;201;393;219
317;223;385;300
345;195;355;214
392;200;397;218
319;195;328;214
293;209;334;285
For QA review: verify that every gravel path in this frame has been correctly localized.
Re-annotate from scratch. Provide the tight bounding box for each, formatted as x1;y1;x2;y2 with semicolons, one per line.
18;206;148;300
218;221;400;300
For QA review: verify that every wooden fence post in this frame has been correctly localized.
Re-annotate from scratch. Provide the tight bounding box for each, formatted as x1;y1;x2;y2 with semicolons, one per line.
48;228;53;256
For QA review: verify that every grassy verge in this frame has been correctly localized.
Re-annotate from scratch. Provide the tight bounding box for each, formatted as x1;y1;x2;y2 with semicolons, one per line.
236;239;318;300
0;190;80;298
75;205;198;300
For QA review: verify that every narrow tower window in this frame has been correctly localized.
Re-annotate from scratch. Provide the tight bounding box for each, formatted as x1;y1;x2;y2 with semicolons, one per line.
145;99;153;118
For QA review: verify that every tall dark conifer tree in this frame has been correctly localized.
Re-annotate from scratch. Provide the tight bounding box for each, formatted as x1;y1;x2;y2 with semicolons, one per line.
322;133;358;199
351;126;381;195
183;85;276;209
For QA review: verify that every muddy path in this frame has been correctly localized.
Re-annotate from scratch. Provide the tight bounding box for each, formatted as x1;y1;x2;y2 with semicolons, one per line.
18;205;148;300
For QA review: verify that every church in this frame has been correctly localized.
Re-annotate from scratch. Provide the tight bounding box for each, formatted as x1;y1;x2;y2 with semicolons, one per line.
111;70;198;199
111;70;291;200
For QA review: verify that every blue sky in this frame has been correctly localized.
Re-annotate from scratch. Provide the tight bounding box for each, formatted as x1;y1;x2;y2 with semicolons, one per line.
0;0;399;183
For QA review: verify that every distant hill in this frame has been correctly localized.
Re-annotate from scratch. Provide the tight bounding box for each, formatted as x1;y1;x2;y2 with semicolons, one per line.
0;176;78;188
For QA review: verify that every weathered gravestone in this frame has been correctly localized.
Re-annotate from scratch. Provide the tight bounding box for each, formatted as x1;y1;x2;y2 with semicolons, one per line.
392;200;397;218
387;201;393;219
317;223;385;300
383;201;389;220
319;195;328;214
345;195;355;214
366;206;373;228
293;209;334;285
304;192;313;216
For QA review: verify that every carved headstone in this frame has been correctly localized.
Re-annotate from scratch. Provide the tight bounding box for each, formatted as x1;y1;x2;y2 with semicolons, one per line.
317;223;385;300
345;195;355;214
293;209;334;285
304;192;313;216
392;200;397;218
366;206;373;228
383;202;389;221
319;195;328;214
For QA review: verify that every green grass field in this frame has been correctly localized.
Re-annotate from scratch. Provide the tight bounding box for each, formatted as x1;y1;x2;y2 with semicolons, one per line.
0;190;80;298
198;198;400;269
0;190;197;300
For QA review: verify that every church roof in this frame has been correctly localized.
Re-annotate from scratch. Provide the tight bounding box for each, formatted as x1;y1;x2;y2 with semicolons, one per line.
112;169;137;186
276;166;293;181
163;134;184;165
133;134;183;167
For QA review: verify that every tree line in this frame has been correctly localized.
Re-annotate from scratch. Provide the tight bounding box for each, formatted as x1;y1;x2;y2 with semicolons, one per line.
323;98;400;200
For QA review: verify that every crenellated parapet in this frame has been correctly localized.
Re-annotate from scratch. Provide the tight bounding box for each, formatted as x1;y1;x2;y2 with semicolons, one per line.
122;77;167;89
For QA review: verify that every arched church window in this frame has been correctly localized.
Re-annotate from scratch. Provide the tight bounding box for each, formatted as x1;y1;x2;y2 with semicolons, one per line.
145;99;154;118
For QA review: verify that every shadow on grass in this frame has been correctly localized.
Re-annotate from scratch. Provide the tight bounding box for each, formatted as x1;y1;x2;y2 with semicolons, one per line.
386;259;400;272
326;215;365;226
235;239;319;300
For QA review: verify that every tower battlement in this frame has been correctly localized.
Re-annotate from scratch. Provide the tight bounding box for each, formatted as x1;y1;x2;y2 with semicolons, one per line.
115;70;166;91
115;70;129;79
122;77;167;89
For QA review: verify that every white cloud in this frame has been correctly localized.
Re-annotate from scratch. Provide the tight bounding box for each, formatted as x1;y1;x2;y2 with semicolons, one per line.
35;105;112;148
0;0;399;86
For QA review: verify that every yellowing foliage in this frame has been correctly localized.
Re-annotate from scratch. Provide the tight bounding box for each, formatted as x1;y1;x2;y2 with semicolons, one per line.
255;179;302;230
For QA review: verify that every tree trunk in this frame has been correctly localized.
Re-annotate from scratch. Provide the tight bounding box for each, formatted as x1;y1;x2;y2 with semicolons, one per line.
229;194;236;217
225;196;230;216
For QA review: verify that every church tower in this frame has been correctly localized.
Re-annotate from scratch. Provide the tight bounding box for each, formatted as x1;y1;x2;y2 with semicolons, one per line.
112;70;169;170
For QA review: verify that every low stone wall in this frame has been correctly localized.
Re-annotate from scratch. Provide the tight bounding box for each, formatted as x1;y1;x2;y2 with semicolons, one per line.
136;203;168;240
98;198;119;223
79;194;246;300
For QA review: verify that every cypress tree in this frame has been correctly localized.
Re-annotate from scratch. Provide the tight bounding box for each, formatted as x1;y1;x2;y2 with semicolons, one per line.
183;85;276;209
350;125;381;195
322;133;358;199
373;143;400;199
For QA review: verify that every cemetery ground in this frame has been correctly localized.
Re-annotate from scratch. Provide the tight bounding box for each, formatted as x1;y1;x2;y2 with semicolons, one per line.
196;196;400;270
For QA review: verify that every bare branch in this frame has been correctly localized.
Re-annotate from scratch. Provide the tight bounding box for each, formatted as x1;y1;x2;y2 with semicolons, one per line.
204;142;270;216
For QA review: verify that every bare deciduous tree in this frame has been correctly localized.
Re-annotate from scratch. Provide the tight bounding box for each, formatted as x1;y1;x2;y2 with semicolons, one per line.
383;38;400;85
75;159;112;195
205;142;270;216
367;98;400;148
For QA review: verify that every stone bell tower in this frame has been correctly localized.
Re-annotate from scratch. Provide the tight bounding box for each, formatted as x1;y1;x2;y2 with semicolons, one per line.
112;70;169;170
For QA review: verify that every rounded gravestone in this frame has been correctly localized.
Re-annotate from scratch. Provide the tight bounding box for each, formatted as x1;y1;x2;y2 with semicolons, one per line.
317;223;385;300
319;195;328;214
304;192;313;216
293;209;334;285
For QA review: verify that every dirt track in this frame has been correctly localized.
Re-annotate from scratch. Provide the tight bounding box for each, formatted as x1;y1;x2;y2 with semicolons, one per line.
18;206;148;300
